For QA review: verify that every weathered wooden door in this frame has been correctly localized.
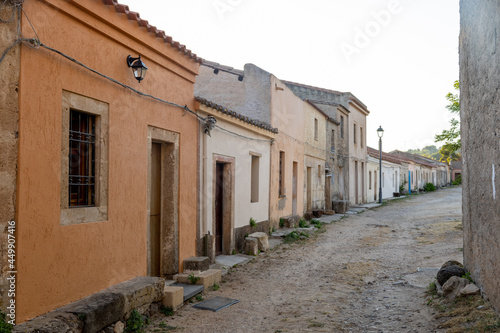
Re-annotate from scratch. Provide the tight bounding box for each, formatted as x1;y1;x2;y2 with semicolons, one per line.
215;162;224;255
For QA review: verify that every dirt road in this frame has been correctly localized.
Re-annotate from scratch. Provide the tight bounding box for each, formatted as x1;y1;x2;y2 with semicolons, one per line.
149;187;463;332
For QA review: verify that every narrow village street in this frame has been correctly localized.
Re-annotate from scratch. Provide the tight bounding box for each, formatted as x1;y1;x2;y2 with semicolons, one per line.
147;187;463;332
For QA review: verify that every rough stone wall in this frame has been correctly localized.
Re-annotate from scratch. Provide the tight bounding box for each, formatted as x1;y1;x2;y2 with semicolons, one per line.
0;4;20;312
194;64;272;124
460;0;500;314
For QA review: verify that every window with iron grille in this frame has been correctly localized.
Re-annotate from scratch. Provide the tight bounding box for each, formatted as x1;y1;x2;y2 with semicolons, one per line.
69;110;96;207
279;151;285;196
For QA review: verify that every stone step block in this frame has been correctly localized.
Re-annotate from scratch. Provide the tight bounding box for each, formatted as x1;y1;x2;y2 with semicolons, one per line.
163;286;184;310
244;237;259;255
173;269;222;291
183;256;210;272
248;232;269;251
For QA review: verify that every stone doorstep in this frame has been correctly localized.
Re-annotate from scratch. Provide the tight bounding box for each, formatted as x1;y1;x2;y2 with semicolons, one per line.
172;283;205;302
13;276;165;333
183;256;211;272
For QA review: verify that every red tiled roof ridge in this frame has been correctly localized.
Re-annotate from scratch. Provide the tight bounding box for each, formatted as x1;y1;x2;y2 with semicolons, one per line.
195;97;278;134
389;150;439;168
102;0;202;63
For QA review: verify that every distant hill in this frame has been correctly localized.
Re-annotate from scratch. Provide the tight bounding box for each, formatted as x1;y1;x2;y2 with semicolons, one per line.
405;145;461;163
405;145;442;161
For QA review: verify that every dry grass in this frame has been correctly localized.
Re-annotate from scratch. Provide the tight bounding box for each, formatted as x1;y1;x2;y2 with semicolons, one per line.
426;291;500;332
417;220;463;245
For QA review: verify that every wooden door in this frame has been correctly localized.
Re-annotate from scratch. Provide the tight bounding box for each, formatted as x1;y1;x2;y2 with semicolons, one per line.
149;143;161;276
215;163;224;255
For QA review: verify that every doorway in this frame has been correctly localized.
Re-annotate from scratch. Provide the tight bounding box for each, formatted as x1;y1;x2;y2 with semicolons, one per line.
355;161;359;204
292;162;298;216
212;155;234;256
306;166;312;212
215;162;224;255
147;127;179;277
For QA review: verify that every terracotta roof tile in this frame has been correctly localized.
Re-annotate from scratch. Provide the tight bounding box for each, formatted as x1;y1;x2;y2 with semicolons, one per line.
102;0;202;63
195;97;278;134
367;147;403;165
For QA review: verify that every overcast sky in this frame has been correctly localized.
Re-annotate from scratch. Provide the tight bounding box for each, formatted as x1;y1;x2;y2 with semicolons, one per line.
123;0;459;152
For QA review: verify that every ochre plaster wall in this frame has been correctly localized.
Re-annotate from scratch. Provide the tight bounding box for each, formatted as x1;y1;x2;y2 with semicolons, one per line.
16;0;199;322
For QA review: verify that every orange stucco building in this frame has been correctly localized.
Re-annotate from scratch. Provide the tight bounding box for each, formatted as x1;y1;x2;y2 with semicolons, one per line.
0;0;201;323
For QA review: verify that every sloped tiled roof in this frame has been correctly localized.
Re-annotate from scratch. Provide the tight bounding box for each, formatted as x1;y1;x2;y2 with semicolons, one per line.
283;80;343;96
367;147;402;165
306;100;341;125
196;97;278;134
284;80;368;111
102;0;202;63
390;150;438;168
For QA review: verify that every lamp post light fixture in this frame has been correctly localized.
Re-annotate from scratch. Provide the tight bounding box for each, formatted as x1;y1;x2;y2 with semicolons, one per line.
127;55;148;83
377;126;384;204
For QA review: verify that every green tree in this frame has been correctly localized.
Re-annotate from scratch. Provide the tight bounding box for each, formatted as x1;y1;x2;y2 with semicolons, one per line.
435;80;461;161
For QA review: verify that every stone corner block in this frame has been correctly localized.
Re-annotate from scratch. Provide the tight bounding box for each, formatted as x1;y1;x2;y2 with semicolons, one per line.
163;286;184;310
183;256;211;272
248;232;269;252
244;237;259;255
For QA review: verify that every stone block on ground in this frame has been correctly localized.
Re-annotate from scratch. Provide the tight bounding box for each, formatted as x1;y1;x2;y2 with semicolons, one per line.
14;277;164;333
303;212;313;220
106;276;164;316
460;283;480;296
324;210;335;215
442;276;470;299
332;200;350;214
113;321;124;333
281;215;298;228
183;256;210;272
12;312;83;333
437;265;467;285
248;232;269;251
163;286;184;310
198;269;223;290
244;237;259;255
58;292;124;333
312;210;323;218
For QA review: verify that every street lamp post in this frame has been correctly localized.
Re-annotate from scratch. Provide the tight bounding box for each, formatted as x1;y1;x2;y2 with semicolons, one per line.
377;126;384;204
